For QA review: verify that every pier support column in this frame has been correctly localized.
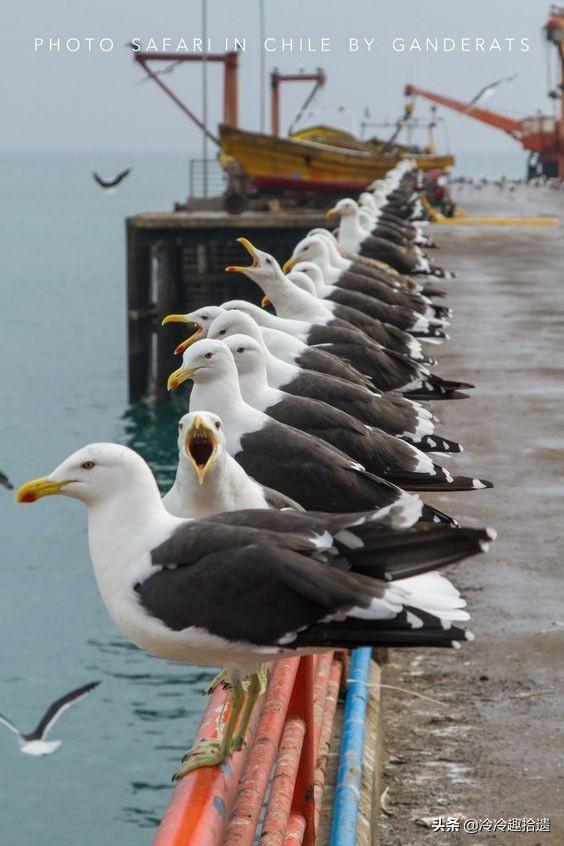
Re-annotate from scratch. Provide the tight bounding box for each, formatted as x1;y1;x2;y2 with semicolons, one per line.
155;241;183;402
127;221;154;404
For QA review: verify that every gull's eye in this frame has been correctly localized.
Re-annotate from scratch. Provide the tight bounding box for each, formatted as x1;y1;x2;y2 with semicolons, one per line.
178;423;183;431
81;461;95;470
204;352;213;359
265;258;272;265
200;314;208;321
214;421;221;430
236;346;245;354
219;329;226;335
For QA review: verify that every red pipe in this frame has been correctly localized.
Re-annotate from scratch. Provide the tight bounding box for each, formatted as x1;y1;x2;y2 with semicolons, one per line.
261;717;307;846
313;660;343;830
152;684;260;846
223;659;300;846
153;652;338;846
289;656;318;846
284;814;306;846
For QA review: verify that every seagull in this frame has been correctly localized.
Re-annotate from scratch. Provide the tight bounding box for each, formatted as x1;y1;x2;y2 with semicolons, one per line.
306;229;450;304
466;74;518;111
17;444;493;776
207;309;462;455
218;300;471;401
0;682;100;756
301;229;442;296
162;305;373;386
218;333;491;492
285;260;450;333
226;238;438;354
163;411;303;518
166;338;456;524
284;236;450;321
92;168;131;191
0;469;13;490
327;199;452;278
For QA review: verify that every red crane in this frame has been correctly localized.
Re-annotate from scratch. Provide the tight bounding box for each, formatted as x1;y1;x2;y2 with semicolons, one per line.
405;6;564;179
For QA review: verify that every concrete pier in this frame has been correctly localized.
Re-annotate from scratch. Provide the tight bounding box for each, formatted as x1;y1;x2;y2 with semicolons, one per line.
381;186;564;844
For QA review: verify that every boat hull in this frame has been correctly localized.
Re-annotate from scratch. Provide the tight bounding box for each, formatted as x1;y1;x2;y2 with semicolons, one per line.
219;124;454;195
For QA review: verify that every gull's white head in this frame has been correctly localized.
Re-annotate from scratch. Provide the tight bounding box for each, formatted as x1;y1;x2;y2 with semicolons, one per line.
162;306;225;355
177;411;226;485
16;443;156;507
326;198;359;219
208;309;264;345
222;334;268;380
288;261;324;291
225;238;284;292
285;235;329;271
167;338;237;391
220;300;270;326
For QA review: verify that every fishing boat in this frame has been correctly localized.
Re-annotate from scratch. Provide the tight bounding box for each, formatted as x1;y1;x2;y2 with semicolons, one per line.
219;123;454;197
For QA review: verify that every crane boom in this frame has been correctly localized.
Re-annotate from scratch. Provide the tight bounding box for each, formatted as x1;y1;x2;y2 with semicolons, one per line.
404;84;523;138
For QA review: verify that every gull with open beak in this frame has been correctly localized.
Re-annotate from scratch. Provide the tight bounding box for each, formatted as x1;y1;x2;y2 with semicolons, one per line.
162;410;302;518
225;238;439;356
162;306;225;356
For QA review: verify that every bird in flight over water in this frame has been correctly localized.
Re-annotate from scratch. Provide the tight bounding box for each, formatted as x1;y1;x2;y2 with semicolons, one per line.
92;168;131;191
466;74;518;111
0;681;101;756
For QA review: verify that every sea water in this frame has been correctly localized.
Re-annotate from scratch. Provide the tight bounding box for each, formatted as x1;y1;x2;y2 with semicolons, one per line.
0;152;212;844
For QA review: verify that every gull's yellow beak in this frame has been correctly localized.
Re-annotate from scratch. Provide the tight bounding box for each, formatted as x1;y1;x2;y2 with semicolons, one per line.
184;415;218;485
225;237;260;273
16;477;69;503
167;367;196;391
326;207;337;219
162;315;204;356
261;296;271;309
282;257;297;273
162;314;190;327
174;333;202;356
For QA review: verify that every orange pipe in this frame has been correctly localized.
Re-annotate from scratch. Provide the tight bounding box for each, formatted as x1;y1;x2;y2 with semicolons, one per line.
289;655;318;846
312;652;333;750
261;718;307;846
313;660;343;830
152;684;259;846
284;814;306;846
224;658;301;846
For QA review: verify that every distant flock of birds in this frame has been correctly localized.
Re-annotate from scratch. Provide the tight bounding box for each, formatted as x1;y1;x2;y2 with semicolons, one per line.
452;174;564;191
11;160;496;782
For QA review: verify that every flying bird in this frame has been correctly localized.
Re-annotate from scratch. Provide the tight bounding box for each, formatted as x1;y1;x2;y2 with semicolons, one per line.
136;60;183;83
0;469;13;490
0;682;101;756
92;168;132;191
466;74;518;111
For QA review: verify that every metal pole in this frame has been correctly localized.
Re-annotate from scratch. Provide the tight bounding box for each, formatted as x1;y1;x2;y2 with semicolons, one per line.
202;0;208;198
329;648;372;846
259;0;266;133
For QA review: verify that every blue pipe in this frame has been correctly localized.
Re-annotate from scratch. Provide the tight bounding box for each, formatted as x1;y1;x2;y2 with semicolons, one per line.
329;647;372;846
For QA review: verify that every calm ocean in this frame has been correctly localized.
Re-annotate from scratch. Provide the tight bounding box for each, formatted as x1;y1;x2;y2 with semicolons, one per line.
0;148;526;844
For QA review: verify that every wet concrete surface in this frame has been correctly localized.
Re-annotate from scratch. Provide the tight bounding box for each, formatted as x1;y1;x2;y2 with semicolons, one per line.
381;187;564;845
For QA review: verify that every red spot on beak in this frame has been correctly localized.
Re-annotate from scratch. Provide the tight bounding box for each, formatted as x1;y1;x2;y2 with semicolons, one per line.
22;493;37;502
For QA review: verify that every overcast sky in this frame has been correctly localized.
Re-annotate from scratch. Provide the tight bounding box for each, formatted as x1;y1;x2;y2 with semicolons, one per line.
1;0;555;155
